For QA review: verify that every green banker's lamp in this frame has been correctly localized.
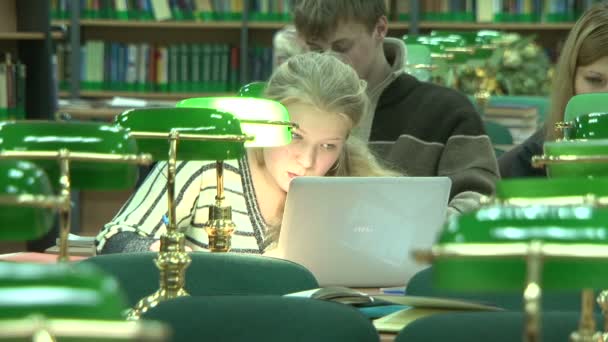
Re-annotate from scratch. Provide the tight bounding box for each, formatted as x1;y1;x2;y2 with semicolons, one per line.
176;96;294;252
120;99;294;319
418;179;608;342
0;121;153;261
0;159;169;341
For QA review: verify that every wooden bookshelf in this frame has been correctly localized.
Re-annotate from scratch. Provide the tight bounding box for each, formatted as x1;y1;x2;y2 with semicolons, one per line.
419;21;574;30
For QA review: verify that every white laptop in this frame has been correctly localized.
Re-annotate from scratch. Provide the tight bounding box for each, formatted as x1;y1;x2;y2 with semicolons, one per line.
275;176;451;287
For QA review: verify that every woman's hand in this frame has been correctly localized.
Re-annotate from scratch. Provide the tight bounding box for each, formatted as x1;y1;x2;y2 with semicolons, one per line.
149;240;193;252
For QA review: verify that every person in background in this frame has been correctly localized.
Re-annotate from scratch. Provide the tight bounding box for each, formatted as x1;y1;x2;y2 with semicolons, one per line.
499;2;608;178
95;52;400;255
272;25;307;70
293;0;499;216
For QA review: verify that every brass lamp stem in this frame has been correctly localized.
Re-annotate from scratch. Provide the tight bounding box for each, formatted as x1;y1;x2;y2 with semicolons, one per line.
57;150;71;263
204;160;236;252
523;241;543;342
127;130;191;320
570;289;600;342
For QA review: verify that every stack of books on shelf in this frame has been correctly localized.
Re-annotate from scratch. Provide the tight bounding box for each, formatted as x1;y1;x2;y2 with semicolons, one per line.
55;41;273;94
0;54;26;121
483;103;538;145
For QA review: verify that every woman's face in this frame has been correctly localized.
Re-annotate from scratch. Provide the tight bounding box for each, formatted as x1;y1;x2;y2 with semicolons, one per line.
262;102;351;192
574;55;608;94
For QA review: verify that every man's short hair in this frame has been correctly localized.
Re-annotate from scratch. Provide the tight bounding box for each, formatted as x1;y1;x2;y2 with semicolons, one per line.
294;0;386;41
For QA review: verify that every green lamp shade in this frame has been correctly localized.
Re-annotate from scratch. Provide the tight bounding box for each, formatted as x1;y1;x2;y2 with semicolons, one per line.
564;112;608;140
0;262;128;320
115;107;246;161
0;121;139;190
0;160;54;241
434;205;608;291
176;97;292;147
543;139;608;178
237;82;267;98
564;93;608;122
496;177;608;201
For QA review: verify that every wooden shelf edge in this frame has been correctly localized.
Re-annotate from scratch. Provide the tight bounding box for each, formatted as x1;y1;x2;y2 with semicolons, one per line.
419;21;574;30
79;19;242;29
0;32;45;40
61;90;235;100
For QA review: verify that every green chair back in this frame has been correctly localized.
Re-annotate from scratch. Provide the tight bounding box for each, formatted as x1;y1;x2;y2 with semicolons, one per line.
238;81;267;98
395;310;601;342
564;93;608;122
115;107;246;161
0;121;139;190
404;44;432;82
0;160;55;240
82;252;319;307
407;267;598;312
0;262;128;320
143;296;380;342
483;121;513;157
176;97;292;147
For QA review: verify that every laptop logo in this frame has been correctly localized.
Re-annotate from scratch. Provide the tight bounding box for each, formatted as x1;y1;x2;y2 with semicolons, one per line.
353;226;374;233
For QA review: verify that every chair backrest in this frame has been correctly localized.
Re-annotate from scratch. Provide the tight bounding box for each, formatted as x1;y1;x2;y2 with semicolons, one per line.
0;121;139;190
0;160;55;240
395;310;601;342
564;93;608;122
115;107;246;161
143;296;380;342
82;252;319;306
483;121;513;157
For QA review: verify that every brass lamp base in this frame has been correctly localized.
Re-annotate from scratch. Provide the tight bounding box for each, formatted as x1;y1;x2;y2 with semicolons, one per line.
126;229;191;320
204;204;236;252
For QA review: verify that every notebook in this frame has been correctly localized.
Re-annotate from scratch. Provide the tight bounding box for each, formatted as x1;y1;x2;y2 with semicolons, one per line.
275;176;451;287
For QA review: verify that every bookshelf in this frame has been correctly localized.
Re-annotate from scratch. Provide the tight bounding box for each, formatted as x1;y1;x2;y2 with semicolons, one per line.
0;0;55;254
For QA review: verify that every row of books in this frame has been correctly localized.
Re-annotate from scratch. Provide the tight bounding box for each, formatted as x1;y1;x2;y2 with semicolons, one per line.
419;0;603;22
51;0;295;22
0;55;26;121
55;41;273;93
52;0;606;23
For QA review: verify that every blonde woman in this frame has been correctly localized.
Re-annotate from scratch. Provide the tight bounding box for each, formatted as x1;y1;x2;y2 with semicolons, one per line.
500;2;608;178
95;52;399;255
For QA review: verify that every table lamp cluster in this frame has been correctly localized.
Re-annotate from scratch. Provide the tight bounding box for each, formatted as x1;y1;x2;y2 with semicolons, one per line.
0;91;295;338
417;92;608;342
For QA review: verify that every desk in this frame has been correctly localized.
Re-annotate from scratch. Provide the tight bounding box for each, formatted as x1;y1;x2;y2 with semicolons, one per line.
357;288;398;342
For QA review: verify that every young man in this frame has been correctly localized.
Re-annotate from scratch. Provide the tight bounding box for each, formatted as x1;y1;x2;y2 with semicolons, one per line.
293;0;499;215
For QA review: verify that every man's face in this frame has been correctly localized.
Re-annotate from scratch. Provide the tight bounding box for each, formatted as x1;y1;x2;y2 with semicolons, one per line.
303;19;384;82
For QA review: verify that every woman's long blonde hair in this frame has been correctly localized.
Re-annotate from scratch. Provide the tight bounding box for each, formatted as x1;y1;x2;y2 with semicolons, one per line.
258;51;400;177
546;1;608;140
256;52;401;246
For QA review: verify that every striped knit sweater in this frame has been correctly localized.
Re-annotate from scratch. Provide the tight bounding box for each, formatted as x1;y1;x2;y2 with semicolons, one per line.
95;157;270;254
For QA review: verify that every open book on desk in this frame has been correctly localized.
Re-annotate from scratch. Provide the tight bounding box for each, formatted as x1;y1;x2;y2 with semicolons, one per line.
285;287;503;332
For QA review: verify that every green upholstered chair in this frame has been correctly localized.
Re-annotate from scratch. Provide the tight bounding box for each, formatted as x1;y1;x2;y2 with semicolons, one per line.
82;252;319;307
395;311;601;342
564;93;608;122
143;296;380;342
483;121;513;157
407;266;598;313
